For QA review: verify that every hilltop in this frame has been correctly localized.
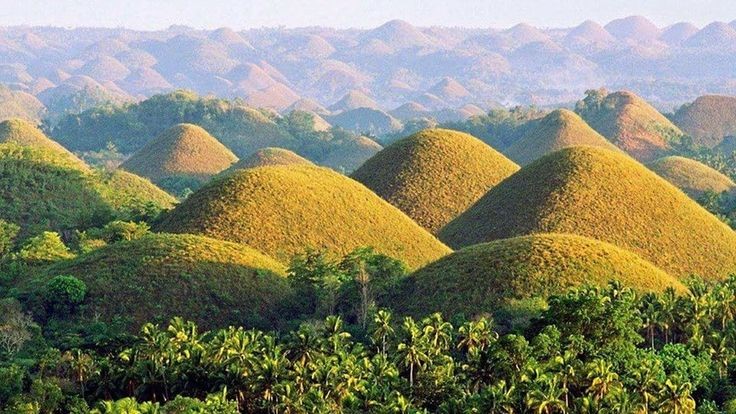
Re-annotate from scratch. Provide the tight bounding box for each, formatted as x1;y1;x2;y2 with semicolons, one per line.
352;128;519;233
648;156;736;199
42;233;292;331
155;164;451;269
225;147;312;172
0;118;88;169
439;146;736;279
393;233;685;318
576;90;684;161
121;123;237;188
505;109;620;165
319;135;383;172
92;169;177;218
672;95;736;148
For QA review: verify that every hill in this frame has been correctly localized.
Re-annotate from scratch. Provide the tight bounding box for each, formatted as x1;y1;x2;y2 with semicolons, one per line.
672;95;736;148
393;233;685;318
319;135;383;172
121;123;237;187
0;86;45;122
439;146;736;279
604;16;660;41
42;233;291;331
92;169;177;218
0;118;88;170
329;90;380;112
648;156;736;199
155;164;451;269
576;90;684;161
351;128;519;233
224;147;313;173
505;109;620;165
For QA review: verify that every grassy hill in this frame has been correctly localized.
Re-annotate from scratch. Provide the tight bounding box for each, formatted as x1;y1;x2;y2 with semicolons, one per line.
439;146;736;279
648;156;736;199
672;95;736;148
320;135;383;172
121;123;237;188
505;109;621;165
0;118;88;170
42;233;292;331
576;90;684;161
352;128;519;233
225;147;313;173
93;170;177;219
393;233;685;318
156;164;451;269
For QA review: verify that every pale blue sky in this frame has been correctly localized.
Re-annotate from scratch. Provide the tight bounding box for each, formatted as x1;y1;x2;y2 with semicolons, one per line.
0;0;734;29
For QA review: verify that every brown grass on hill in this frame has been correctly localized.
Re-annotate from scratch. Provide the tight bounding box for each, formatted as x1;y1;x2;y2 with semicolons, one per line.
505;109;621;165
0;118;88;170
121;123;237;183
439;146;736;279
648;156;736;199
224;147;313;174
393;233;686;318
352;128;519;233
155;164;451;269
672;95;736;148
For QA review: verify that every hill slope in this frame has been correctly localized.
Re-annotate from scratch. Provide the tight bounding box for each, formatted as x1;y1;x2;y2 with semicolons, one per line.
672;95;736;148
505;109;620;165
393;233;685;318
352;128;520;232
0;118;88;170
577;90;684;161
121;123;237;185
439;146;736;279
225;147;313;172
93;170;177;218
648;156;736;199
156;165;451;269
43;233;291;331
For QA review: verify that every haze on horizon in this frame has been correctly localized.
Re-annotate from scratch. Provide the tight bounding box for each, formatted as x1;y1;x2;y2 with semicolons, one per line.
1;0;735;30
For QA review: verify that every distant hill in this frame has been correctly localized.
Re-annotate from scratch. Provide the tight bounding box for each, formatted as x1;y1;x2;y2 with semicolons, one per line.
393;233;685;318
329;90;380;112
319;135;383;172
43;233;292;331
121;123;237;189
672;95;736;148
0;118;87;169
0;86;45;122
326;107;402;136
93;169;176;218
648;156;736;199
352;128;519;233
156;164;451;269
439;146;736;279
576;90;684;161
505;109;620;165
224;147;312;173
604;16;661;41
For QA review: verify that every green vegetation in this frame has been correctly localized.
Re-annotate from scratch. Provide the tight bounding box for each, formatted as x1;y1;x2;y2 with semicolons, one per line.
17;232;75;264
442;105;546;150
648;156;735;199
36;233;292;332
0;118;88;170
92;169;176;221
352;128;519;233
440;146;736;279
120;123;237;192
156;164;451;269
576;89;685;161
393;233;685;319
7;280;736;411
505;109;621;165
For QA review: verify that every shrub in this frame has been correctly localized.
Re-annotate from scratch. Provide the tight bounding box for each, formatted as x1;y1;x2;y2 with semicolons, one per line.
44;275;87;315
18;232;74;264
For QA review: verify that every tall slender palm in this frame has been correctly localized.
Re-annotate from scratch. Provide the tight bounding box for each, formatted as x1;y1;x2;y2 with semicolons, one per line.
585;360;619;402
656;378;695;414
371;309;394;357
396;317;430;388
525;377;567;414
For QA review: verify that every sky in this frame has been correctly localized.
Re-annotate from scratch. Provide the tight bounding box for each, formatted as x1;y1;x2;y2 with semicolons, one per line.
0;0;734;30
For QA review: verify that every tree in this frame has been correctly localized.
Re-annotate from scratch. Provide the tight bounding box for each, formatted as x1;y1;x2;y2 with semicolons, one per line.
0;299;34;358
657;377;696;414
0;219;19;259
371;309;394;357
44;275;87;315
396;317;431;388
526;377;567;414
17;232;75;263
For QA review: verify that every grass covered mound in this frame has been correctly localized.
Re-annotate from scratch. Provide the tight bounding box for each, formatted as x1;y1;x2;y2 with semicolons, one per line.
0;118;88;170
439;146;736;279
577;90;684;161
648;156;736;199
43;233;291;331
393;233;686;318
351;128;519;233
93;170;177;217
505;109;620;165
672;95;736;148
156;164;451;269
320;135;383;173
121;123;238;185
226;147;312;172
0;143;113;235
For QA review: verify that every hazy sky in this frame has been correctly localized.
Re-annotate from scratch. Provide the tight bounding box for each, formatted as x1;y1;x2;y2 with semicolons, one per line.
0;0;734;29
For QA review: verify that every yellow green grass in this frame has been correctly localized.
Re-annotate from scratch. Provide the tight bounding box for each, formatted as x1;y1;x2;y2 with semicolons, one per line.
43;233;291;331
505;109;621;165
0;118;89;170
225;147;312;173
648;156;736;199
580;91;684;161
439;146;736;279
121;123;238;183
156;164;451;269
393;233;686;318
93;169;177;213
351;128;519;233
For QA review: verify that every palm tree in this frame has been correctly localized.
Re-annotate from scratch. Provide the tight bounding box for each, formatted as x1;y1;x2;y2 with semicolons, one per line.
420;313;453;353
585;360;619;402
482;380;517;414
396;317;430;388
656;378;695;414
371;309;394;357
641;293;661;349
525;377;567;414
457;317;496;355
